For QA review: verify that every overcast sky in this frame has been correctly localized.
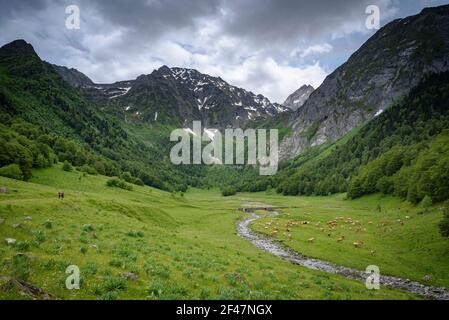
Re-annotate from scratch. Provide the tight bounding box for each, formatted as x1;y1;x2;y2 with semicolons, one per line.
0;0;448;102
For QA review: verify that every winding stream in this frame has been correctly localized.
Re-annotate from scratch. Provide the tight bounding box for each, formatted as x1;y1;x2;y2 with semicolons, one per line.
236;206;449;300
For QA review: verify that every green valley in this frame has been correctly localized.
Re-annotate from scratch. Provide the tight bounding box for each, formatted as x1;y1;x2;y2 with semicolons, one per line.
1;3;449;302
1;165;438;300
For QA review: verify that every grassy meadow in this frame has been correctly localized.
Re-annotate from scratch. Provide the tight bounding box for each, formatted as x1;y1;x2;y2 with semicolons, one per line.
250;193;449;288
1;164;447;300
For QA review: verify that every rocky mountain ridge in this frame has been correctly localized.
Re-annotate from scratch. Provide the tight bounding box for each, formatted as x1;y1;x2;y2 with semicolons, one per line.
283;84;314;111
53;64;289;128
280;5;449;159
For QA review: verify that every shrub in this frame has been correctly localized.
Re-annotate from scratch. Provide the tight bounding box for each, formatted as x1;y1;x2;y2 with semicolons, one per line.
151;265;171;279
133;178;145;186
222;187;237;197
0;164;23;180
106;178;133;191
421;195;433;209
103;276;127;291
109;259;124;268
106;178;115;187
120;172;145;186
126;231;144;238
41;259;59;271
79;165;98;175
62;161;73;172
225;272;246;286
12;255;30;281
43;220;53;229
120;172;133;183
112;242;137;261
83;262;98;276
148;279;165;297
83;224;94;232
15;241;31;252
34;230;47;244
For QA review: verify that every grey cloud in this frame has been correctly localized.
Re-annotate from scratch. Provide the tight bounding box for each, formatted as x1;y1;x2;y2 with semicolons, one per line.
81;0;221;39
0;0;393;49
78;0;395;52
0;0;48;17
0;0;396;55
0;0;429;102
218;0;391;45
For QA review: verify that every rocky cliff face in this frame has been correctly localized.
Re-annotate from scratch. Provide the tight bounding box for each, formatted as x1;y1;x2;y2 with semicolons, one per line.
280;5;449;159
51;65;94;88
283;85;314;111
54;64;287;128
119;66;287;128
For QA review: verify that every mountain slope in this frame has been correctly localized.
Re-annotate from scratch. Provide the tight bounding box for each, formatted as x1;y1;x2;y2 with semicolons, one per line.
51;64;94;88
0;40;121;140
283;85;314;111
54;65;288;128
0;40;200;191
275;71;449;201
281;5;449;159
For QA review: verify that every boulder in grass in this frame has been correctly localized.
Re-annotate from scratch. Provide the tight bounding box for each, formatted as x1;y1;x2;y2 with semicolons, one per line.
24;216;32;221
0;276;51;300
11;224;21;229
5;238;16;245
0;218;4;225
120;272;139;281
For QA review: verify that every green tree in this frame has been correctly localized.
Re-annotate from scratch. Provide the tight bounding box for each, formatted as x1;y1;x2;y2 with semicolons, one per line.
407;184;421;204
347;177;363;199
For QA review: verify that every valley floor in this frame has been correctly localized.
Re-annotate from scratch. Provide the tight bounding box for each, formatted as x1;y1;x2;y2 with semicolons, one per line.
0;165;448;300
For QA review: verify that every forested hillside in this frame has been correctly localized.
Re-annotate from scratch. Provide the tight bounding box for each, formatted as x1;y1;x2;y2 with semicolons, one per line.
0;40;202;192
274;72;449;204
1;40;449;205
280;5;449;160
177;71;449;204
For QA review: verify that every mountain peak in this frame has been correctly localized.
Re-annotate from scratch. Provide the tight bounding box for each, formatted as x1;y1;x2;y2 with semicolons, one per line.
280;4;449;160
283;84;314;111
0;39;38;58
299;84;314;90
157;65;172;73
83;63;288;128
52;64;94;87
420;4;449;15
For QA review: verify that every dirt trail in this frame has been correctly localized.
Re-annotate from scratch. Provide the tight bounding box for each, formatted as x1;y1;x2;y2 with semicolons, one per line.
236;205;449;300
